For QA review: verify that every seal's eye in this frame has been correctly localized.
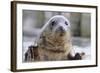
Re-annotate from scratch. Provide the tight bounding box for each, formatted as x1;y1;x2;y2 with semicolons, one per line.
51;21;56;26
65;21;68;25
50;21;56;30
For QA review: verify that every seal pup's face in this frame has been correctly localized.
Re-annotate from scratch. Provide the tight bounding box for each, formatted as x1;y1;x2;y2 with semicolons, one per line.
48;15;70;37
41;15;71;38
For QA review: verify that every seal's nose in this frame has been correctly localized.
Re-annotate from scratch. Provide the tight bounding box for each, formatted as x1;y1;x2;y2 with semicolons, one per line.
58;26;65;32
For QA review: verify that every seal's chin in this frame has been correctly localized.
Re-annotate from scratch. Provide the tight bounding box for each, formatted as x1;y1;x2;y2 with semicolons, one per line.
59;32;65;36
54;29;66;37
55;32;66;37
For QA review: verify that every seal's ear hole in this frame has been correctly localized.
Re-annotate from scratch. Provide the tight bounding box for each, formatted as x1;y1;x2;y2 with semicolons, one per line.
65;21;68;25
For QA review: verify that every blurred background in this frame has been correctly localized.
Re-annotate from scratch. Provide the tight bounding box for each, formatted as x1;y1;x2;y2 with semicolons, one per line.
22;10;91;61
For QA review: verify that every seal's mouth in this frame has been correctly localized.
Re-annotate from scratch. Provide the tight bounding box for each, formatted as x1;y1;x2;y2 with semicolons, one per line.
59;32;65;36
54;26;67;37
55;31;66;37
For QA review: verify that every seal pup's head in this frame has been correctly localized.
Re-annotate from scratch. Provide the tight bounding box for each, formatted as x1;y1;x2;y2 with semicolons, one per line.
41;15;71;40
39;15;72;53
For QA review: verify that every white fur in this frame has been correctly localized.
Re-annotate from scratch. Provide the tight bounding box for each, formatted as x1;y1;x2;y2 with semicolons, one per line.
41;15;70;32
35;15;71;43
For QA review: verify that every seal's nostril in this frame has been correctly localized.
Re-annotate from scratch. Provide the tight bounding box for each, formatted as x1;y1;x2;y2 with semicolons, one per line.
59;27;64;32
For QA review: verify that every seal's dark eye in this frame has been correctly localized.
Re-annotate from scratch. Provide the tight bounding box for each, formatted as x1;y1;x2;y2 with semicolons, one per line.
51;21;56;26
65;21;68;25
